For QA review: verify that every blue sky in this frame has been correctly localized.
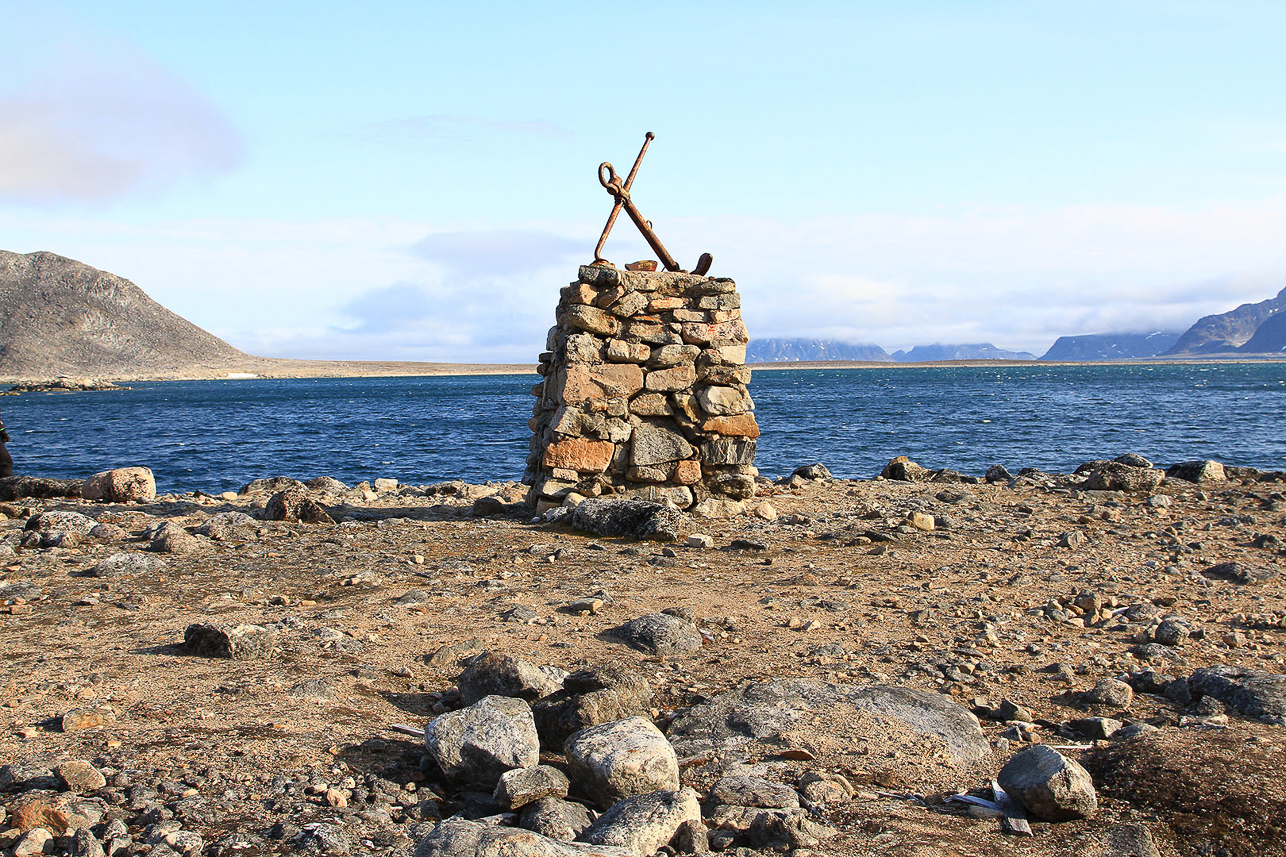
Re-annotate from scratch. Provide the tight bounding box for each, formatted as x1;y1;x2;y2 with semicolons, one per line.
3;1;1285;361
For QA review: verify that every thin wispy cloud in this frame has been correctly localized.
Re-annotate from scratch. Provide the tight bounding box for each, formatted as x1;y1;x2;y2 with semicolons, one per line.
0;26;241;205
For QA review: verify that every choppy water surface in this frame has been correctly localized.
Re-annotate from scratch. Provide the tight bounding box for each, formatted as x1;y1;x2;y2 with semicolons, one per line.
2;363;1283;494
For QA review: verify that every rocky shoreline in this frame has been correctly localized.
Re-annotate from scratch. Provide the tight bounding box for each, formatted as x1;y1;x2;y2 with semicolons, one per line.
1;455;1284;857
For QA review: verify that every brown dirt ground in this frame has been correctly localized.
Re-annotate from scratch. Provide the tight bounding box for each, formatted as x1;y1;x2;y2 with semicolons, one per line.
1;473;1284;857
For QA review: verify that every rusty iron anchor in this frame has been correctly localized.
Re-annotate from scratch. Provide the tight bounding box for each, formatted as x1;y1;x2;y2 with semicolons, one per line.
591;132;713;276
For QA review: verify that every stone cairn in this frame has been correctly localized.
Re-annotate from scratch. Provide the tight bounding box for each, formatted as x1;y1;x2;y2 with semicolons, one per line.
525;263;757;516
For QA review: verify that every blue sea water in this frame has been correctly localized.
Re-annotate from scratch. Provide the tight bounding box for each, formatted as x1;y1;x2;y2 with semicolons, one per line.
1;363;1283;495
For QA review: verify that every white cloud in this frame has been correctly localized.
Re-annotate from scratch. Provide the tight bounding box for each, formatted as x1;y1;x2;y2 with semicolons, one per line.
4;195;1285;362
0;20;240;204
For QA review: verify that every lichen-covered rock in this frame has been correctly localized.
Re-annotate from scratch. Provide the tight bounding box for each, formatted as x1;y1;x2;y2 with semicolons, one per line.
1166;460;1227;483
568;499;691;541
494;765;570;810
577;789;702;855
415;818;629;857
458;652;563;706
564;717;679;809
1188;664;1286;724
82;467;155;503
1086;462;1164;492
89;552;166;577
610;612;702;657
184;623;276;659
998;744;1098;821
265;485;334;524
426;695;540;787
520;798;595;843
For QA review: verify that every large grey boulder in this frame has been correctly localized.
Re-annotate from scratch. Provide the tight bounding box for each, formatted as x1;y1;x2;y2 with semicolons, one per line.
89;552;166;578
666;680;989;781
1166;460;1226;483
564;717;679;809
26;510;97;535
1188;664;1286;724
568;499;691;541
82;467;155;503
1086;462;1164;492
415;818;629;857
533;666;652;748
520;798;594;843
426;695;540;787
577;789;702;856
706;776;799;809
997;744;1098;821
458;652;563;706
494;765;570;811
609;613;702;657
183;623;275;659
194;511;257;541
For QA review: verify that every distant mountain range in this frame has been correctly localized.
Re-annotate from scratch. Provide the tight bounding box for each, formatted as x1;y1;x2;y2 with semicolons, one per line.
745;339;893;363
1040;331;1182;361
750;285;1286;364
1162;286;1286;355
891;343;1036;362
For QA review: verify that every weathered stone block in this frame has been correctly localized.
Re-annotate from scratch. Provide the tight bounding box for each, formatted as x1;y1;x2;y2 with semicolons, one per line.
554;364;645;404
645;365;697;392
564;333;603;364
629;393;673;417
607;291;649;318
681;319;748;345
673;460;701;484
702;414;760;437
702;437;757;466
578;264;620;286
605;339;650;363
565;305;620;336
697;385;753;416
543;439;614;473
650;343;701;367
631;423;695;466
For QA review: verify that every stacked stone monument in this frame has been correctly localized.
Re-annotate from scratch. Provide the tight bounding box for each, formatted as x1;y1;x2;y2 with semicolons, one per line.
525;264;757;516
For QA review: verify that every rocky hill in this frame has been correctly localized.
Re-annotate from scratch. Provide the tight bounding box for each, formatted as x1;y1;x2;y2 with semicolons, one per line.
746;338;892;363
0;250;250;380
1040;331;1182;361
1163;286;1286;355
891;343;1036;362
1239;310;1286;354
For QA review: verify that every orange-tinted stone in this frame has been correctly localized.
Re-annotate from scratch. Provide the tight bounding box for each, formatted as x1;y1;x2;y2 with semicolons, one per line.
673;460;702;484
542;439;614;473
702;414;760;438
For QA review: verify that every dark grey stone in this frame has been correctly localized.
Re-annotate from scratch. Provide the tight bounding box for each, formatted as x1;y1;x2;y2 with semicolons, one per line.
997;745;1097;822
458;652;563;706
425;695;540;787
569;499;692;542
666;679;989;767
519;798;594;843
1188;664;1286;724
183;623;275;660
1199;562;1278;585
609;613;701;657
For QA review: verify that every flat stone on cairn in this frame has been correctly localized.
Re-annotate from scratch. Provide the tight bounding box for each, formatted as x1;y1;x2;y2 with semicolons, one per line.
526;265;757;516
